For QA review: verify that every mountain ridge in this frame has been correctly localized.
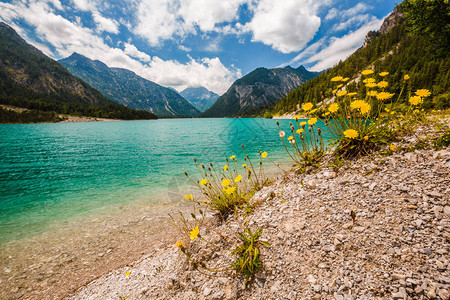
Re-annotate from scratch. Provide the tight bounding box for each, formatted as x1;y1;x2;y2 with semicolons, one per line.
59;53;200;117
180;87;219;112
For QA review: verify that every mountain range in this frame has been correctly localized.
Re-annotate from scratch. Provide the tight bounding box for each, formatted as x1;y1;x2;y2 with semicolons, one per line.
0;22;156;121
201;65;320;117
59;53;200;117
180;87;219;112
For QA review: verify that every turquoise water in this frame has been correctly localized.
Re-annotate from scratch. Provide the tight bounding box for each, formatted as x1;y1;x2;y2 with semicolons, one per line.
0;118;331;245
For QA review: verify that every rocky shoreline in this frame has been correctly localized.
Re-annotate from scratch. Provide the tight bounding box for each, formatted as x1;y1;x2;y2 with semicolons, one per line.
69;119;450;300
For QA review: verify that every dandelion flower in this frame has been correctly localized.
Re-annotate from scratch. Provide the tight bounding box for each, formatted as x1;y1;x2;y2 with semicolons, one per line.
368;90;378;96
331;76;343;82
229;155;236;160
279;131;285;138
379;72;389;77
385;108;390;112
376;92;394;101
261;152;268;158
378;81;388;88
337;90;347;96
222;179;231;187
241;163;247;167
328;103;339;113
308;118;318;125
234;175;242;183
294;115;301;120
415;89;431;97
409;96;422;106
310;108;318;114
362;69;374;75
175;241;183;248
324;112;330;116
404;74;410;80
364;136;369;141
223;165;228;171
350;100;364;109
390;144;396;151
185;194;193;200
300;121;307;127
296;128;304;134
190;226;200;240
302;102;313;111
288;136;294;141
125;271;130;277
332;89;338;94
347;92;357;96
337;84;343;88
343;129;358;139
359;103;371;114
342;77;350;82
225;186;236;195
365;83;377;88
199;179;207;185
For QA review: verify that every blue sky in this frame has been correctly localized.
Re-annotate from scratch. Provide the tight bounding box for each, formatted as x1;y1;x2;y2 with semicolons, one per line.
0;0;397;94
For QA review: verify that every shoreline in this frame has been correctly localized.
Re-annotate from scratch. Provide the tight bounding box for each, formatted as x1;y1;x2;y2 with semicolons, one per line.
69;118;450;299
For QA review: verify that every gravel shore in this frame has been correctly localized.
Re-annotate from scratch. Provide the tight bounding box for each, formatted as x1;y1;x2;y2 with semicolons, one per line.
70;119;450;300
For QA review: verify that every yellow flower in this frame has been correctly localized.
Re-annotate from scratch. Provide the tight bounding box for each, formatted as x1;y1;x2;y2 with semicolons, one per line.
175;241;183;248
350;100;364;109
279;131;285;138
332;89;337;94
342;77;349;82
362;69;374;75
347;92;357;96
364;135;369;141
377;81;388;88
296;128;304;134
229;155;236;160
308;118;318;125
376;92;394;101
185;194;193;200
415;89;431;97
409;96;422;106
337;90;347;96
310;108;318;114
331;76;343;82
368;90;378;96
223;165;228;171
294;115;301;120
261;152;268;158
328;103;339;113
404;74;410;80
241;163;247;167
199;179;207;185
337;84;343;88
288;136;293;140
225;186;236;195
359;102;371;114
365;83;377;88
379;72;389;77
125;271;130;277
190;226;200;240
300;121;307;127
390;144;396;151
343;129;358;139
234;175;242;183
324;112;330;116
385;108;390;112
302;102;313;111
221;179;231;187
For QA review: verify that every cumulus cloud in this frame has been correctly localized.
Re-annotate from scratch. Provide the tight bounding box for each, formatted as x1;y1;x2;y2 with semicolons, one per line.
123;43;151;62
244;0;324;53
306;18;383;71
333;14;376;32
0;0;240;94
71;0;95;11
92;11;119;34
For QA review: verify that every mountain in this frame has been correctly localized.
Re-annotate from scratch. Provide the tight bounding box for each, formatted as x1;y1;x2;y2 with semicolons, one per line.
201;65;320;117
180;87;219;112
0;22;156;121
59;53;200;117
253;5;449;117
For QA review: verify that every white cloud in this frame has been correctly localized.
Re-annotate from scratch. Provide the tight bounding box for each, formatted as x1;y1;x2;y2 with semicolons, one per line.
281;38;325;67
0;0;239;94
341;3;371;18
92;11;119;34
178;45;192;52
71;0;95;11
325;8;338;20
306;18;383;71
333;14;375;32
123;43;151;62
244;0;324;53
